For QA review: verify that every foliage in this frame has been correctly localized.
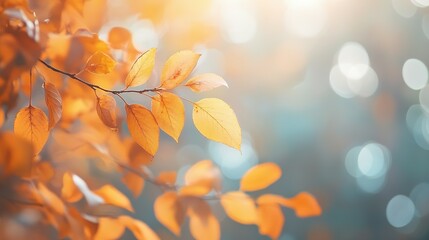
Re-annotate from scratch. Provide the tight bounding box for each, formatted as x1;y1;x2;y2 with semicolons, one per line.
0;1;321;239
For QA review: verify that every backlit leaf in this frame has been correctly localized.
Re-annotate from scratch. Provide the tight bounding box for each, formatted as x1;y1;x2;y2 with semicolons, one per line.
108;27;132;49
0;132;33;178
85;51;116;74
119;216;160;240
44;82;62;129
96;94;117;129
125;48;156;88
188;199;220;240
180;160;221;196
192;98;241;150
38;182;66;214
62;172;83;202
154;192;184;236
122;172;145;197
281;192;322;218
185;73;228;92
220;191;258;224
94;218;125;240
125;104;159;155
14;106;49;154
94;184;134;212
151;92;184;142
257;203;284;240
160;50;200;89
240;163;281;192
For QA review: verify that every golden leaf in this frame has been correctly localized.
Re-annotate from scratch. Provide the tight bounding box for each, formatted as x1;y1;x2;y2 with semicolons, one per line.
188;199;220;240
61;172;83;203
151;92;184;142
122;172;145;197
220;191;258;224
180;160;220;196
85;51;116;74
96;94;117;129
125;104;159;156
281;192;322;218
14;106;49;154
154;192;184;236
125;48;156;88
94;218;126;240
192;98;241;150
44;82;62;129
118;216;160;240
94;184;134;212
155;171;177;186
0;132;33;178
160;50;200;89
185;73;228;92
257;203;284;240
240;163;282;192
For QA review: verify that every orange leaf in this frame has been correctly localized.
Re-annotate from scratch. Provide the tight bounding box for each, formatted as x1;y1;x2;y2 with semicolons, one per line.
240;163;282;192
125;48;156;88
151;92;184;142
180;160;221;196
94;184;134;212
44;82;62;129
220;191;258;224
185;73;228;92
38;182;66;214
0;132;33;178
14;106;49;154
125;104;159;156
118;216;160;240
62;172;83;202
281;192;322;218
257;203;284;240
96;94;117;129
94;218;125;240
188;199;220;240
122;172;145;197
160;50;200;89
0;108;4;127
155;171;177;186
85;51;116;74
192;98;241;150
108;27;132;49
154;192;185;236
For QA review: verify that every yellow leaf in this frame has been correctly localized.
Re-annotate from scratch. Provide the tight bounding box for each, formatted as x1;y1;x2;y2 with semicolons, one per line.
122;172;145;197
96;94;117;129
160;50;200;89
44;82;62;129
240;163;282;192
125;48;156;88
94;184;134;212
125;104;159;156
188;199;220;240
154;192;184;236
0;132;33;178
94;218;126;240
151;92;184;142
119;216;160;240
185;73;228;92
192;98;241;150
220;191;258;224
281;192;322;218
61;172;83;202
257;203;284;240
14;106;49;154
180;160;221;196
85;51;116;74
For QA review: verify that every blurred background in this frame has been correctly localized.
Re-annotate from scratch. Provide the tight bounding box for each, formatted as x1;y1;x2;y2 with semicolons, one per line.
49;0;429;239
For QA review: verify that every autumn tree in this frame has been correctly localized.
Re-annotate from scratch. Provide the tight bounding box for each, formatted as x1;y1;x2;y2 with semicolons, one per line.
0;1;321;239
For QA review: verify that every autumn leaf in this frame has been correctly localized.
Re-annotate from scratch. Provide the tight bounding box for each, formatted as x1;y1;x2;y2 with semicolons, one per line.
240;163;282;192
0;132;34;178
108;27;132;49
44;82;62;129
14;106;49;154
118;216;160;240
179;160;221;196
38;182;66;214
94;184;134;212
192;98;241;150
0;108;4;127
94;218;125;240
185;73;228;92
151;92;184;142
154;192;185;236
62;172;83;202
125;104;160;155
156;171;177;186
220;191;258;224
85;51;116;74
257;203;284;240
96;94;117;129
188;199;220;240
122;172;145;197
125;48;156;88
160;50;201;89
281;192;322;218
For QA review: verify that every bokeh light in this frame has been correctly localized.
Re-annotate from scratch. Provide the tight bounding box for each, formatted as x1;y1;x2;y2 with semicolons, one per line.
386;195;416;228
402;59;428;90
